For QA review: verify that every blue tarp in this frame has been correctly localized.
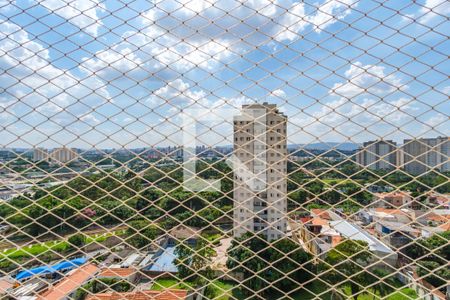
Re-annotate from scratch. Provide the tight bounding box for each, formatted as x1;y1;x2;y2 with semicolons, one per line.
15;257;86;280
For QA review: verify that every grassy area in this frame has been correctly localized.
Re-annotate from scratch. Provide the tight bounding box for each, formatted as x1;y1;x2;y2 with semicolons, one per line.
150;278;194;291
321;178;363;185
0;240;70;260
0;232;116;261
202;233;223;244
286;282;418;300
205;280;246;300
341;285;418;300
386;288;418;300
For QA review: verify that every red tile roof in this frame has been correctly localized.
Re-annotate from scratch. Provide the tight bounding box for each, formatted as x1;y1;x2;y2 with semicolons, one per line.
310;217;328;226
311;209;331;220
86;289;188;300
98;268;137;278
374;208;409;216
40;264;100;300
439;221;450;231
0;278;13;294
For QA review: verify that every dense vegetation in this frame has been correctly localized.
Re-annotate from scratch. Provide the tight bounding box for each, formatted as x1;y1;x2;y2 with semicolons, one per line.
2;158;447;240
405;231;450;293
226;233;313;298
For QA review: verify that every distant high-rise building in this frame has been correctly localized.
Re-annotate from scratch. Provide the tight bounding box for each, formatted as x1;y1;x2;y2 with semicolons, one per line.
356;140;397;170
49;147;78;164
402;137;450;175
233;102;287;241
32;148;49;162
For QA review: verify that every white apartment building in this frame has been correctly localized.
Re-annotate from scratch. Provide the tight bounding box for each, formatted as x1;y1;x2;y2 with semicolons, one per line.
356;140;397;170
49;147;78;164
403;137;450;174
32;148;49;162
233;102;287;241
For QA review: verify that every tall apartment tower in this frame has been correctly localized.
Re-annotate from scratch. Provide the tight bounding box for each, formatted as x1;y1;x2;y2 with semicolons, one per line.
356;140;397;170
32;148;49;162
403;137;450;175
49;147;78;164
233;103;287;241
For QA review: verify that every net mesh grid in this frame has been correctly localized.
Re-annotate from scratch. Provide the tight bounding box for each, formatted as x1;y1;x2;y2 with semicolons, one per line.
0;0;449;299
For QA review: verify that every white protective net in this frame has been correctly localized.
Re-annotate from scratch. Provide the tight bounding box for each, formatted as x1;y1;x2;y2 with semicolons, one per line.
0;0;448;299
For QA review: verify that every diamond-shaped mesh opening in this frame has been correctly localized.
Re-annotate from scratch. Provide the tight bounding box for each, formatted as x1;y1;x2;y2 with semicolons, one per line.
0;0;448;299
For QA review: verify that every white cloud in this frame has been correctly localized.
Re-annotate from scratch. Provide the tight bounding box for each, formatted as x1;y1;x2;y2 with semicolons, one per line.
38;0;104;36
81;30;233;84
81;0;357;82
0;21;109;124
79;113;100;125
418;0;450;23
273;2;307;41
147;79;207;107
307;0;354;32
331;62;404;99
287;62;420;142
271;89;286;98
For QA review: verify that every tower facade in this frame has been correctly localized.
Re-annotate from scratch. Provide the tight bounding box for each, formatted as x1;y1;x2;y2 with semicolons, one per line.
32;148;49;162
403;137;450;174
233;103;287;241
50;147;78;164
356;140;397;170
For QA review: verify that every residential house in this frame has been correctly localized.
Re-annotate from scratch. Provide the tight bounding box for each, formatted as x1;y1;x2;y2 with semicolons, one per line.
39;264;100;300
374;220;420;249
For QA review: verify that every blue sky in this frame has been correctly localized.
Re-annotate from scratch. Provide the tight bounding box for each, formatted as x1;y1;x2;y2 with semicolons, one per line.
0;0;448;149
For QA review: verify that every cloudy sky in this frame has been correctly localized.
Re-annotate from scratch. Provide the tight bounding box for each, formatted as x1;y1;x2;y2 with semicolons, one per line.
0;0;448;148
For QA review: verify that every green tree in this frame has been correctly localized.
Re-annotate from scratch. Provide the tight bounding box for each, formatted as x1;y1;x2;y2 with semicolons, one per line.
321;240;373;300
226;233;312;298
369;268;396;299
125;220;162;249
417;260;450;291
175;239;215;284
68;233;87;248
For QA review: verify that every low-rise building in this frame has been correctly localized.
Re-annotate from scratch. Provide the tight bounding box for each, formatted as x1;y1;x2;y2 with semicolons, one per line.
358;208;413;225
39;263;100;300
291;210;398;266
0;277;14;297
167;224;201;247
10;278;50;299
374;220;420;249
97;268;138;283
425;193;450;209
420;226;445;238
414;210;450;227
371;192;413;209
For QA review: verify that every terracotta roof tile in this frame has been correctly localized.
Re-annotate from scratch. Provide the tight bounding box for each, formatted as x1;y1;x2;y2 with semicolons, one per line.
86;289;188;300
311;209;331;220
0;278;13;294
40;264;100;300
374;208;408;215
98;268;137;278
439;222;450;231
310;217;329;226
